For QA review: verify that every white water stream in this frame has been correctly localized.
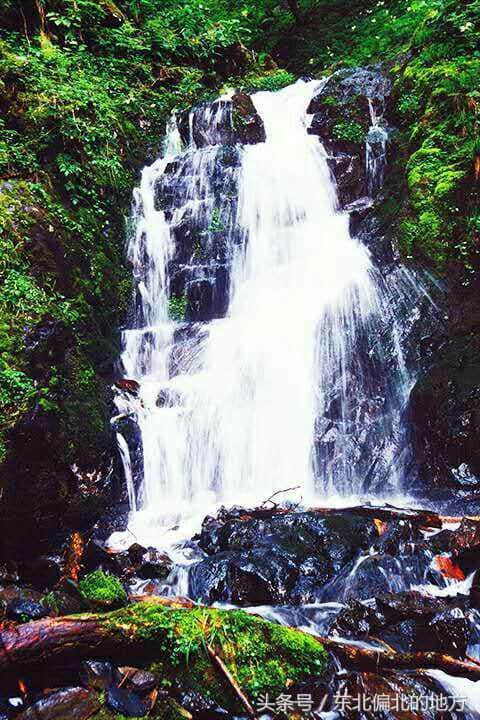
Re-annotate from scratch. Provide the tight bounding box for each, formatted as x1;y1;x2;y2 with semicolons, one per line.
110;79;480;715
112;80;414;548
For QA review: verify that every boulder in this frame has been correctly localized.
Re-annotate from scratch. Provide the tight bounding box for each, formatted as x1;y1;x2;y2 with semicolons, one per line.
5;598;50;623
307;66;393;207
106;687;149;717
117;667;156;694
192;509;376;605
177;92;265;148
16;688;100;720
79;660;114;690
18;556;61;591
409;330;480;496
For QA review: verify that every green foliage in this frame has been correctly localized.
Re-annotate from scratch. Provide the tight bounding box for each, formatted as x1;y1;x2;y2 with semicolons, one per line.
78;570;127;608
269;0;479;282
242;68;296;92
168;293;187;322
332;120;365;144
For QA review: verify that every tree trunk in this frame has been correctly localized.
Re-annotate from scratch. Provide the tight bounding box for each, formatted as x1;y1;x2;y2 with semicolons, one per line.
1;604;480;682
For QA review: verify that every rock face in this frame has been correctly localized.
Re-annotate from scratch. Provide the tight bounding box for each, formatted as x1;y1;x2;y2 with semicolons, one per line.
177;92;266;148
147;92;265;326
307;66;392;207
409;330;480;498
190;508;376;605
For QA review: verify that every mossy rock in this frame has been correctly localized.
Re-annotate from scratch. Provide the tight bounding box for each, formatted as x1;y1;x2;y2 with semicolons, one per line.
78;570;127;610
100;602;327;713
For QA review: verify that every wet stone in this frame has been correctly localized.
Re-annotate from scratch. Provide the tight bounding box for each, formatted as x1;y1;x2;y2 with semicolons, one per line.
332;599;385;637
430;608;471;657
106;687;149;717
117;667;156;694
16;688;100;720
5;598;50;623
79;660;114;690
18;556;61;590
174;687;230;718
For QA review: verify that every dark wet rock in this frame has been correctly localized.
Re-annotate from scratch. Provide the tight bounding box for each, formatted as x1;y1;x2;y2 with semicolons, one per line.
85;541;173;584
16;687;100;720
424;520;480;576
409;331;480;494
106;687;148;717
174;687;230;718
117;667;156;694
345;197;373;235
332;599;385;638
471;569;480;608
199;509;376;563
152;144;242;323
445;518;480;573
128;545;173;580
5;598;50;623
308;66;392;119
91;503;130;545
376;591;450;622
84;538;121;574
327;151;366;207
190;547;299;605
64;491;107;533
334;671;458;719
307;66;392;207
192;510;376;605
0;584;44;608
373;520;424;556
79;660;114;690
177;92;265;148
18;556;61;591
0;701;13;720
44;588;87;616
430;607;471;657
320;555;430;603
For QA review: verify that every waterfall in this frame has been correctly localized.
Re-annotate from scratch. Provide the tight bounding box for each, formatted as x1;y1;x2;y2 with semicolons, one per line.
366;97;389;197
113;80;416;548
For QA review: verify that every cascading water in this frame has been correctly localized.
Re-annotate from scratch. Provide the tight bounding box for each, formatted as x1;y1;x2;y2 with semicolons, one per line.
113;79;416;549
110;79;480;713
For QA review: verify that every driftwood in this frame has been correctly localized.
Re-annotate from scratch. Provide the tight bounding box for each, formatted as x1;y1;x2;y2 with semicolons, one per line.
2;607;480;684
239;501;480;529
238;503;445;528
314;636;480;682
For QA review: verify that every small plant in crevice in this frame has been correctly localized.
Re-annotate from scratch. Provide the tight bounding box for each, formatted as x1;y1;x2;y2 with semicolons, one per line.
168;293;187;321
332;120;365;144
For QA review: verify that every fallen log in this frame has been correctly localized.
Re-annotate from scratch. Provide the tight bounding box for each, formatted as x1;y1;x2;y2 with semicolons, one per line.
2;602;480;688
314;636;480;682
236;503;445;528
238;501;480;530
0;601;327;713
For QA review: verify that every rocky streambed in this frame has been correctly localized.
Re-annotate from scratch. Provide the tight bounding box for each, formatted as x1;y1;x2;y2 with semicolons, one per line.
2;501;480;719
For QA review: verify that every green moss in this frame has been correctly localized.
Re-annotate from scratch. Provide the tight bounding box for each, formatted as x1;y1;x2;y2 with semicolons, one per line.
332;120;365;144
102;603;327;712
78;570;127;609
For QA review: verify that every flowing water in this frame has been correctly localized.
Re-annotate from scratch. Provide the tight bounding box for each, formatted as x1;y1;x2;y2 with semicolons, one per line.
113;80;418;548
110;79;480;715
